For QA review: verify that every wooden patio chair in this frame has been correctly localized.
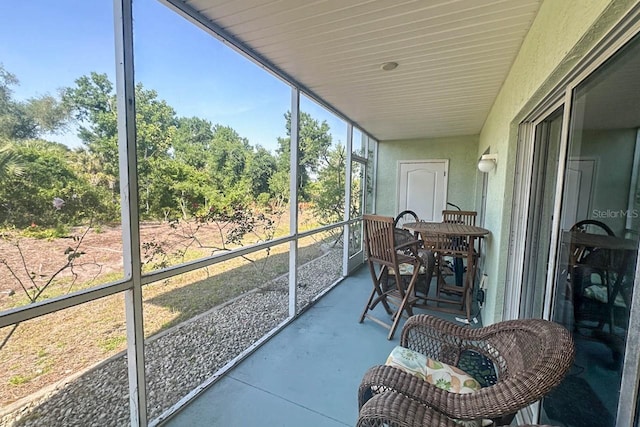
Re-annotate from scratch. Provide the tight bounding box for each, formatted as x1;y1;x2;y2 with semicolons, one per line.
359;214;423;340
431;232;473;313
442;210;477;226
569;219;633;355
439;210;478;288
393;210;436;298
358;315;575;426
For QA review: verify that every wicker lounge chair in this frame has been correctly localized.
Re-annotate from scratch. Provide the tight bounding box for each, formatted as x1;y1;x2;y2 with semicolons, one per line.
357;391;559;427
358;314;574;426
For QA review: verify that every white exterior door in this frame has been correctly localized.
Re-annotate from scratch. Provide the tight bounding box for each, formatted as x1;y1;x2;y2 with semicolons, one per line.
561;159;595;230
397;160;448;222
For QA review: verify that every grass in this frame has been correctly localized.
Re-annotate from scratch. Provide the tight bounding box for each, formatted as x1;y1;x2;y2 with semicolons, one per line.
0;223;342;407
9;375;30;386
1;271;126;311
99;336;126;352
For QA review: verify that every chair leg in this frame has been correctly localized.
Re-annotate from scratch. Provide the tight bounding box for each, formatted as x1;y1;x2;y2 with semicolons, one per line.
361;264;393;324
387;268;420;340
359;286;378;323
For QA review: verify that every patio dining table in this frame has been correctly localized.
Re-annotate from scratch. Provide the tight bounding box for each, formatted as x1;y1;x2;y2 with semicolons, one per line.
403;221;490;320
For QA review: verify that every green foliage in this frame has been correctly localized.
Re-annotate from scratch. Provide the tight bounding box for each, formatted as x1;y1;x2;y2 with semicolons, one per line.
208;125;251;193
172;116;214;169
61;73;283;220
62;72;179;213
311;143;347;224
9;374;30;386
256;192;272;207
99;335;126;352
21;223;70;240
0;140;116;228
0;64;67;140
247;145;277;198
274;111;332;201
0;139;25;179
0;67;351;233
144;157;211;220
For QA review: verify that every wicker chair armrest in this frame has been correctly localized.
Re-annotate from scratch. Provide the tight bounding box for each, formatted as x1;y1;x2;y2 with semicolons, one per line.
357;391;459;427
402;314;477;341
358;364;567;421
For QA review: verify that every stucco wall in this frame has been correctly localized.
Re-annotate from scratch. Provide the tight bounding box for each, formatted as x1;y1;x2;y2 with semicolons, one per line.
375;136;479;216
478;0;638;323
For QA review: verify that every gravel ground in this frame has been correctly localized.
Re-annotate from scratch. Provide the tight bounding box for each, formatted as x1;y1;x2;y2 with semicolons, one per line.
0;248;343;427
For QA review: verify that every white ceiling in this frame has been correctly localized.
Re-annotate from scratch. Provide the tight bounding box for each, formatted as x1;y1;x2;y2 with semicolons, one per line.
178;0;542;141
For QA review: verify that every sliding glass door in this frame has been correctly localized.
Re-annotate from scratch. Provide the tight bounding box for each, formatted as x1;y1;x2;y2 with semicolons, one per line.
512;28;640;426
541;32;640;426
519;107;564;320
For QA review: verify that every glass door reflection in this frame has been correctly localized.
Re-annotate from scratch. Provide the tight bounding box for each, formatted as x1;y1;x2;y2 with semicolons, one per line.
541;33;640;426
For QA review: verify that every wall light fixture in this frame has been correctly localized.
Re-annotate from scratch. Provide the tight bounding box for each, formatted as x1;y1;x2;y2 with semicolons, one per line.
478;153;498;173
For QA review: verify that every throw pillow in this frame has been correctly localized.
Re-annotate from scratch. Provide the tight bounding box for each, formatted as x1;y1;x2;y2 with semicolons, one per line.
385;346;489;426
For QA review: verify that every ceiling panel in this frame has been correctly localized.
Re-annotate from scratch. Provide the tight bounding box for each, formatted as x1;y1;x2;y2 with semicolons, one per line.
182;0;542;141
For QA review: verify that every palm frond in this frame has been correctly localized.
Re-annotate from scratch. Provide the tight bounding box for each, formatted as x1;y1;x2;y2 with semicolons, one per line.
0;141;25;177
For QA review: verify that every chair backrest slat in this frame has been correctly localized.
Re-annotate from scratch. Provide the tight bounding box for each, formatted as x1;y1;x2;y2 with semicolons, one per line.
363;214;397;266
442;210;477;226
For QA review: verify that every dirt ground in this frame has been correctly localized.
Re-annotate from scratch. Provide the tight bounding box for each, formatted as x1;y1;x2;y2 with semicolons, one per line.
0;219;282;307
0;215;330;406
1;225;124;301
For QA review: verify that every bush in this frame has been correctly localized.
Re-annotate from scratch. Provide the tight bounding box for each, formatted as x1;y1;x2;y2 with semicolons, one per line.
0;140;118;228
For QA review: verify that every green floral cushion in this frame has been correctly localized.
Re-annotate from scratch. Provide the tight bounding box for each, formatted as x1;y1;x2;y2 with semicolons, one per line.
584;284;626;307
385;346;489;427
386;346;481;393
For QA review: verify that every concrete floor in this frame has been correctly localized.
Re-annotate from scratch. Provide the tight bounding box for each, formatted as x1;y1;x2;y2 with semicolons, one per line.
163;266;475;427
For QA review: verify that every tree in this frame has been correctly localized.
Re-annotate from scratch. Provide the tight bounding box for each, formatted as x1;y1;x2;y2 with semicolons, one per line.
63;73;180;216
246;145;277;199
62;72;119;177
0;140;24;181
172;116;214;169
144;157;213;220
0;64;67;140
205;125;254;204
0;140;115;228
272;111;332;201
311;143;346;225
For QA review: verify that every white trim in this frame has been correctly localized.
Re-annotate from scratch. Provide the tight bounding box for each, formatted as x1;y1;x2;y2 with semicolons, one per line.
344;124;353;277
542;88;573;321
504;121;535;320
625;131;640;233
348;159;368;272
618;251;640;426
114;0;147;424
0;280;131;328
372;137;379;213
288;88;300;317
504;98;563;320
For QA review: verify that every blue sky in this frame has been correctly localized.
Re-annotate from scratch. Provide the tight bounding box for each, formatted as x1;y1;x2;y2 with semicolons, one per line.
0;0;347;152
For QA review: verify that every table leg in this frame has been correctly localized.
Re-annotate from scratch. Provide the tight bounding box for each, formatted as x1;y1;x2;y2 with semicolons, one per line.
464;237;477;321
